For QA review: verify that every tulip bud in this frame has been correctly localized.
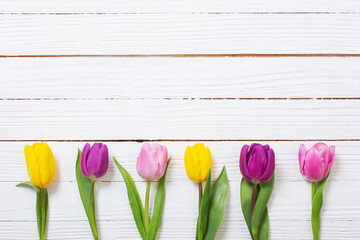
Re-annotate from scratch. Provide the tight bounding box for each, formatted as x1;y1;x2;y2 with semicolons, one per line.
80;143;109;179
239;143;275;184
298;142;335;182
24;142;56;188
136;143;168;180
184;143;212;183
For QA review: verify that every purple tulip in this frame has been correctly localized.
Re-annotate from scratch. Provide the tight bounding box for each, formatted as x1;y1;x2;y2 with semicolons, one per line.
137;143;168;181
81;143;109;179
240;143;275;183
299;142;335;182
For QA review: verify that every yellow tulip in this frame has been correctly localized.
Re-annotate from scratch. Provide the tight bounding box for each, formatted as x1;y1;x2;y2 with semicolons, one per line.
24;142;56;188
184;143;212;183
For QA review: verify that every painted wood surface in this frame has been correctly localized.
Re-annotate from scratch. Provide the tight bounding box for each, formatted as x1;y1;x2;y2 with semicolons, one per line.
1;14;360;55
1;0;360;13
0;0;359;239
1;57;360;99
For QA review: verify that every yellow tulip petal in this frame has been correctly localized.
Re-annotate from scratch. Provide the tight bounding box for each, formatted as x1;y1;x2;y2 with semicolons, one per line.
185;146;197;182
24;144;42;188
184;143;212;183
39;142;56;188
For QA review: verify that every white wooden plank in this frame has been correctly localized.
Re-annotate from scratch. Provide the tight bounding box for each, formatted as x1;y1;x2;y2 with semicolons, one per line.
1;141;358;182
1;57;360;99
1;14;360;55
1;0;360;13
1;141;359;239
0;100;359;140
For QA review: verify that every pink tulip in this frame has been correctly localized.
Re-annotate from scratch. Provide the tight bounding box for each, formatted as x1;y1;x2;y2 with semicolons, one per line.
298;142;335;182
136;143;168;180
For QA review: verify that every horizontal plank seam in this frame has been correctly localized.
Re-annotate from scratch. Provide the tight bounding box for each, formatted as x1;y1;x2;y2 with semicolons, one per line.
1;98;360;101
1;139;360;142
1;12;360;15
1;54;360;58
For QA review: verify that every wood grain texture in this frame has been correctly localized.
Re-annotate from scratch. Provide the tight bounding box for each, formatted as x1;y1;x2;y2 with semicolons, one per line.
0;99;359;140
1;14;360;55
1;141;359;239
1;0;360;13
1;57;360;99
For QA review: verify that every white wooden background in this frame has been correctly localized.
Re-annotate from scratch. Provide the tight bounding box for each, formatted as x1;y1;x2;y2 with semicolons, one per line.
0;1;360;239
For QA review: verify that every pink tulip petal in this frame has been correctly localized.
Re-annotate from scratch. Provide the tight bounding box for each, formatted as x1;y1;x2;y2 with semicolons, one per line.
303;148;325;181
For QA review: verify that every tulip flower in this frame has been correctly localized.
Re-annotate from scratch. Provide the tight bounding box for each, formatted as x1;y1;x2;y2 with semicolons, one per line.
239;143;275;240
17;142;56;240
184;143;229;240
81;143;109;179
76;143;109;240
240;143;275;184
137;143;168;180
298;142;335;240
299;142;335;182
137;143;168;231
113;143;172;240
184;143;212;183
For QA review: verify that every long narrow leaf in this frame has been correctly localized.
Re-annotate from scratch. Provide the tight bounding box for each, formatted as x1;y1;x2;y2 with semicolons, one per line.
204;166;229;240
197;169;211;240
252;175;274;240
258;207;269;240
240;178;254;239
75;149;98;238
312;175;329;240
17;181;42;237
113;157;146;240
147;158;171;240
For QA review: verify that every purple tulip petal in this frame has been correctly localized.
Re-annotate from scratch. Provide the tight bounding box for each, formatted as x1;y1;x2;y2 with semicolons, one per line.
259;148;275;182
80;143;91;177
239;145;252;181
93;144;109;178
86;143;101;177
247;145;267;180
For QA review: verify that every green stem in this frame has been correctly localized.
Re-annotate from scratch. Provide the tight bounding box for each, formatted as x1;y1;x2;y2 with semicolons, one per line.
40;188;46;240
311;181;319;240
198;182;203;212
311;181;316;206
144;180;151;232
90;180;98;240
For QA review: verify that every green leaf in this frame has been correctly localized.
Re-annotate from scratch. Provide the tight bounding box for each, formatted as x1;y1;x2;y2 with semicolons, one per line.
17;182;48;239
240;178;254;239
203;166;229;240
252;175;274;240
75;149;98;239
312;175;329;240
147;158;171;240
113;157;146;240
196;169;211;240
258;207;269;240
